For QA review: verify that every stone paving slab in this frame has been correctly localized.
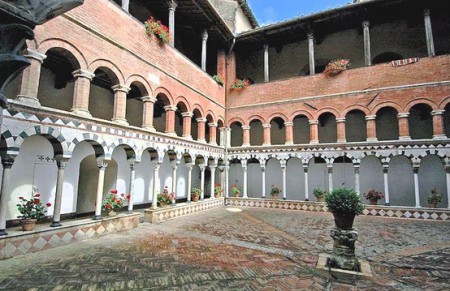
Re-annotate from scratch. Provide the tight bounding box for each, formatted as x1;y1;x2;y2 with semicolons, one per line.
0;207;449;290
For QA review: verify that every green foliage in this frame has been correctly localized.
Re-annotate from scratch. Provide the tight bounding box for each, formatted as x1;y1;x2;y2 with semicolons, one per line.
16;187;51;221
325;188;365;215
191;187;202;198
212;75;224;86
313;188;326;197
427;188;443;204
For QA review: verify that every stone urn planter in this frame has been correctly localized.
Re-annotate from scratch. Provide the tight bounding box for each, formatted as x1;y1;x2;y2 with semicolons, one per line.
369;199;378;205
271;193;279;200
313;188;326;203
159;202;168;208
192;195;199;202
20;219;37;231
106;210;117;217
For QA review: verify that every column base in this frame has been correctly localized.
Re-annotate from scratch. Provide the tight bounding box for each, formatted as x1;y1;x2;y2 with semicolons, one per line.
283;197;287;200
183;135;193;140
112;118;129;126
242;143;251;147
305;198;310;201
143;126;156;132
0;229;8;236
310;140;319;145
384;203;390;206
165;131;177;137
197;139;207;143
127;210;133;214
92;215;103;220
366;138;378;142
337;139;346;143
71;108;92;117
433;134;447;139
16;95;41;106
399;136;412;141
262;143;271;146
285;141;294;146
50;221;62;227
209;142;218;146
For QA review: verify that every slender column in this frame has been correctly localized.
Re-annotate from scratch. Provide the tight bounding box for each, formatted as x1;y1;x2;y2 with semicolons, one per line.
307;32;315;75
210;165;216;198
71;69;94;117
264;44;269;82
328;167;333;192
112;84;130;125
168;0;177;47
224;164;230;198
16;49;46;105
365;115;378;141
201;30;208;71
398;113;411;140
197;118;207;142
354;166;360;195
219;127;226;146
431;110;446;139
242;160;248;198
208;123;218;145
446;167;450;208
164;105;177;136
281;163;287;200
181;112;193;139
242;125;251;146
262;124;271;146
171;162;178;205
362;21;371;66
226;127;231;148
199;164;206;200
285;122;294;145
93;159;108;220
261;165;266;198
336;118;346;143
142;96;157;131
51;157;69;227
152;162;161;209
413;167;421;208
423;9;435;57
186;163;193;202
127;162;137;213
309;120;319;144
303;165;309;201
0;156;15;236
122;0;129;11
383;166;390;206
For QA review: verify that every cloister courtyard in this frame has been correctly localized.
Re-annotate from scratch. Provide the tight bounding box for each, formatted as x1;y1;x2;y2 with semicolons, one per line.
0;207;448;290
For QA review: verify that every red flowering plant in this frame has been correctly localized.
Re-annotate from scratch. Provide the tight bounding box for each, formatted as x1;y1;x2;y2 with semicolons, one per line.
16;187;51;221
323;59;350;77
270;185;281;196
231;78;251;90
363;189;384;203
214;183;223;197
158;186;175;205
101;189;126;212
144;17;170;44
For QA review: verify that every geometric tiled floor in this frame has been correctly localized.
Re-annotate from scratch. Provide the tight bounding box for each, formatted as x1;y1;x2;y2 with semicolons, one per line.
0;207;449;290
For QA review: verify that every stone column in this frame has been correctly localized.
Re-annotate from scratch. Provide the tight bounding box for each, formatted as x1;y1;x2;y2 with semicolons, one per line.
285;122;294;145
209;123;218;145
383;166;390;206
199;164;206;200
308;32;315;75
152;162;161;209
303;165;309;201
164;105;177;136
171;162;178;205
186;163;193;202
17;49;46;105
242;125;251;147
51;157;69;227
226;127;231;148
281;162;287;200
210;165;216;198
93;159;108;220
201;29;208;71
413;167;421;208
262;124;271;146
365;115;378;141
328;166;333;192
446;167;450;208
168;0;177;47
197;118;207;143
264;44;269;82
261;165;266;198
354;166;360;195
127;162;137;213
424;9;435;57
219;127;226;146
431;110;446;139
336;118;346;143
122;0;129;11
0;156;15;236
142;96;157;131
71;69;95;117
309;120;319;144
181;112;193;139
242;160;248;198
112;84;130;125
398;113;411;140
362;21;371;66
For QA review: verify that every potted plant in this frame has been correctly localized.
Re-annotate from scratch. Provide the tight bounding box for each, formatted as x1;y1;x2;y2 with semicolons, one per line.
16;188;51;231
325;188;365;229
313;188;326;203
231;78;250;90
158;186;175;207
212;75;224;87
270;185;281;199
214;184;222;198
101;189;126;217
323;59;350;77
363;189;384;205
231;184;241;197
144;17;170;45
191;187;201;202
427;188;443;208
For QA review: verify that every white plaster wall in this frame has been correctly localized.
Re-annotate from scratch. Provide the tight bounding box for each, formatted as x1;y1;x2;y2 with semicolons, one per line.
177;159;188;198
160;154;174;193
418;155;447;207
235;8;253;34
360;156;384;203
286;158;305;200
192;165;201;189
308;159;329;194
247;163;262;197
8;135;57;220
332;162;355;190
388;156;415;206
228;163;243;194
38;68;74;111
265;158;282;194
112;147;130;196
133;151;153;204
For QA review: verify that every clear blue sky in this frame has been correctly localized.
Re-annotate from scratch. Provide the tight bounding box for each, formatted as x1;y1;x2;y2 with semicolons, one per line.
247;0;352;26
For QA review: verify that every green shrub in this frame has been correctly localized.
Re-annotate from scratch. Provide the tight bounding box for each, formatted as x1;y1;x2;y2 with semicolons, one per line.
325;188;365;215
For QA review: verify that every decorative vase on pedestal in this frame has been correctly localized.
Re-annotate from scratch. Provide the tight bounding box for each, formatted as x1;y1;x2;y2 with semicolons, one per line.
20;219;37;231
330;212;359;271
